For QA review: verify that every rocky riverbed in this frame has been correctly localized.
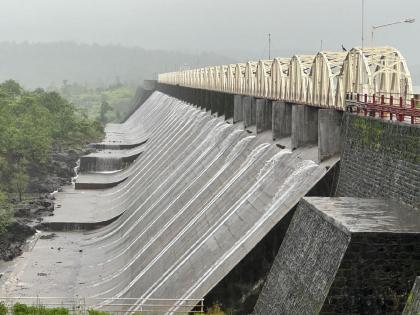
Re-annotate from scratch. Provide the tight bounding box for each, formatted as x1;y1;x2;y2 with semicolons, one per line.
0;147;94;262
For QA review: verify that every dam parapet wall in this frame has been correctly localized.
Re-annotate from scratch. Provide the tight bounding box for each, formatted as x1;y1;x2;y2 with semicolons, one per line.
337;113;420;208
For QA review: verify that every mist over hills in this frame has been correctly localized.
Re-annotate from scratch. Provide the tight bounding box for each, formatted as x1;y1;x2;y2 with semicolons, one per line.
0;42;235;89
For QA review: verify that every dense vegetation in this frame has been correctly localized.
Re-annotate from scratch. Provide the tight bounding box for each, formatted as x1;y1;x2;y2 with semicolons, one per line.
0;79;104;221
58;81;137;123
0;303;227;315
11;303;69;315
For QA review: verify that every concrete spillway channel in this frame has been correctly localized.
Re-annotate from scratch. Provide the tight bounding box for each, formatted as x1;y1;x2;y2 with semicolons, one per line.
0;92;338;313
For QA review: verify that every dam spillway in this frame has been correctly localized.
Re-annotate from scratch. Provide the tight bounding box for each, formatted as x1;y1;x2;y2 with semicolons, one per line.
0;91;335;313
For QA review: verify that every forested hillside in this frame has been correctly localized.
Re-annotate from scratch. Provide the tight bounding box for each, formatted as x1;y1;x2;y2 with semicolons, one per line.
0;42;234;89
0;80;103;253
57;82;137;123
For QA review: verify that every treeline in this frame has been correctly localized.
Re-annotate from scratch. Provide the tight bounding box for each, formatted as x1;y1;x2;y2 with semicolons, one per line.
0;80;104;229
0;42;234;89
57;81;137;123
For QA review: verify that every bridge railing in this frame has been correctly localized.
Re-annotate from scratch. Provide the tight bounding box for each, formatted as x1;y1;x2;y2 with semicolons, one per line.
345;93;420;124
0;296;205;314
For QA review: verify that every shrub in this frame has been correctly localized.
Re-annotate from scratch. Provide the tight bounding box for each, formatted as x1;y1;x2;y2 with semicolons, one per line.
0;192;11;235
12;303;69;315
88;310;111;315
0;302;8;315
207;304;227;315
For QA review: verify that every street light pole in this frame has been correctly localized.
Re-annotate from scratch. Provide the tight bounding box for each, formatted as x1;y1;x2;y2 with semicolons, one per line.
361;0;365;50
371;18;415;43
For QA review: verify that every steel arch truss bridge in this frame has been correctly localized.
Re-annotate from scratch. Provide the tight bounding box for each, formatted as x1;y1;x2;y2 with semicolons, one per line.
158;46;413;110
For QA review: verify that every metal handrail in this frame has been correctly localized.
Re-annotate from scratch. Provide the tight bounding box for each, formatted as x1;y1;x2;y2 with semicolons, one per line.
345;93;420;124
0;296;205;314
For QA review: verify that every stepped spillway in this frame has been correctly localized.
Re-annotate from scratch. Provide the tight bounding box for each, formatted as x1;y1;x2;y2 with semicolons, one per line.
0;92;333;313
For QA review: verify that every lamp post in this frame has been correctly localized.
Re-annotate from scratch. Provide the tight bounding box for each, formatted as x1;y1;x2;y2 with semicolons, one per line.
371;18;416;43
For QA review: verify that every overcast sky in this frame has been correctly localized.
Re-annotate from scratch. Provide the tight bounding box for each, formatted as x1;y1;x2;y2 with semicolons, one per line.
0;0;419;64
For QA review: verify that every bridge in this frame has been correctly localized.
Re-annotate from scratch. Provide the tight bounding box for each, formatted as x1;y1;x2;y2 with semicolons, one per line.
157;46;419;163
158;46;414;109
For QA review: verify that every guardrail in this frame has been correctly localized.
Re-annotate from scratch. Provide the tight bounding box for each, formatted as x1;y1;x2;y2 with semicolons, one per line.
0;297;205;314
345;93;420;124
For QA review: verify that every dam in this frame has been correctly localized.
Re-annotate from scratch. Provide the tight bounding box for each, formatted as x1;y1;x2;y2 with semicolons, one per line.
0;46;419;315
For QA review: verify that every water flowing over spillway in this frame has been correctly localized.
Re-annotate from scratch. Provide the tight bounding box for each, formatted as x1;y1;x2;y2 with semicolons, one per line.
0;92;329;313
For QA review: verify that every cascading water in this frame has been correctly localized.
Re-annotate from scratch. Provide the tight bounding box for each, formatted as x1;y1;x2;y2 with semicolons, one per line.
0;92;329;315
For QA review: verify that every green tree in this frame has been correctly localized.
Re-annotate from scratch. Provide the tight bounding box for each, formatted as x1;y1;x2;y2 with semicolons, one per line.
0;80;104;200
0;191;11;235
98;100;113;125
11;163;29;201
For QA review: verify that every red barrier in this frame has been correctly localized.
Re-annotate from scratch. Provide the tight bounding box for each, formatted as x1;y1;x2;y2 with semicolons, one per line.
346;94;419;124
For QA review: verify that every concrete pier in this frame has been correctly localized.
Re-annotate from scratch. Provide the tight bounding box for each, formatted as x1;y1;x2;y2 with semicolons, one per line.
205;90;211;111
256;99;272;133
210;92;217;114
223;93;234;120
272;101;292;140
217;92;225;117
318;109;343;162
233;95;244;123
243;96;256;128
291;104;318;149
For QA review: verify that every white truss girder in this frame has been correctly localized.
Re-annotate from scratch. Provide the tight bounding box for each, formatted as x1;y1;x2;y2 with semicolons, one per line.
158;46;413;109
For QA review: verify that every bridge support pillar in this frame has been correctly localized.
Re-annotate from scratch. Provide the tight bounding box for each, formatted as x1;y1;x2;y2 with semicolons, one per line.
256;99;272;133
185;87;190;103
291;105;318;149
318;109;343;162
179;86;185;101
243;96;256;128
195;89;201;108
233;95;244;123
224;93;234;120
200;89;207;110
192;89;199;107
272;101;292;140
205;90;211;112
210;92;216;114
217;92;225;117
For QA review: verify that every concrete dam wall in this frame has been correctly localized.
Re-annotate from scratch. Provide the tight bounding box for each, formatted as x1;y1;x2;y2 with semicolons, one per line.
0;91;332;313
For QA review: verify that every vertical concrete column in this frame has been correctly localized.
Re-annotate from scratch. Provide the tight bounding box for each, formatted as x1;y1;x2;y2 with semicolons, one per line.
243;96;257;128
190;88;196;104
179;86;184;100
291;105;318;149
205;90;211;111
210;91;218;114
224;93;234;120
192;89;199;106
256;99;272;133
196;89;201;108
200;89;206;109
233;95;244;123
179;87;184;101
217;92;225;117
272;101;292;140
318;109;343;162
185;87;191;103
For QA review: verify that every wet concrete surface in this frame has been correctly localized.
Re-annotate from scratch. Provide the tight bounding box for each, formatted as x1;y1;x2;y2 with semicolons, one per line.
0;92;337;313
